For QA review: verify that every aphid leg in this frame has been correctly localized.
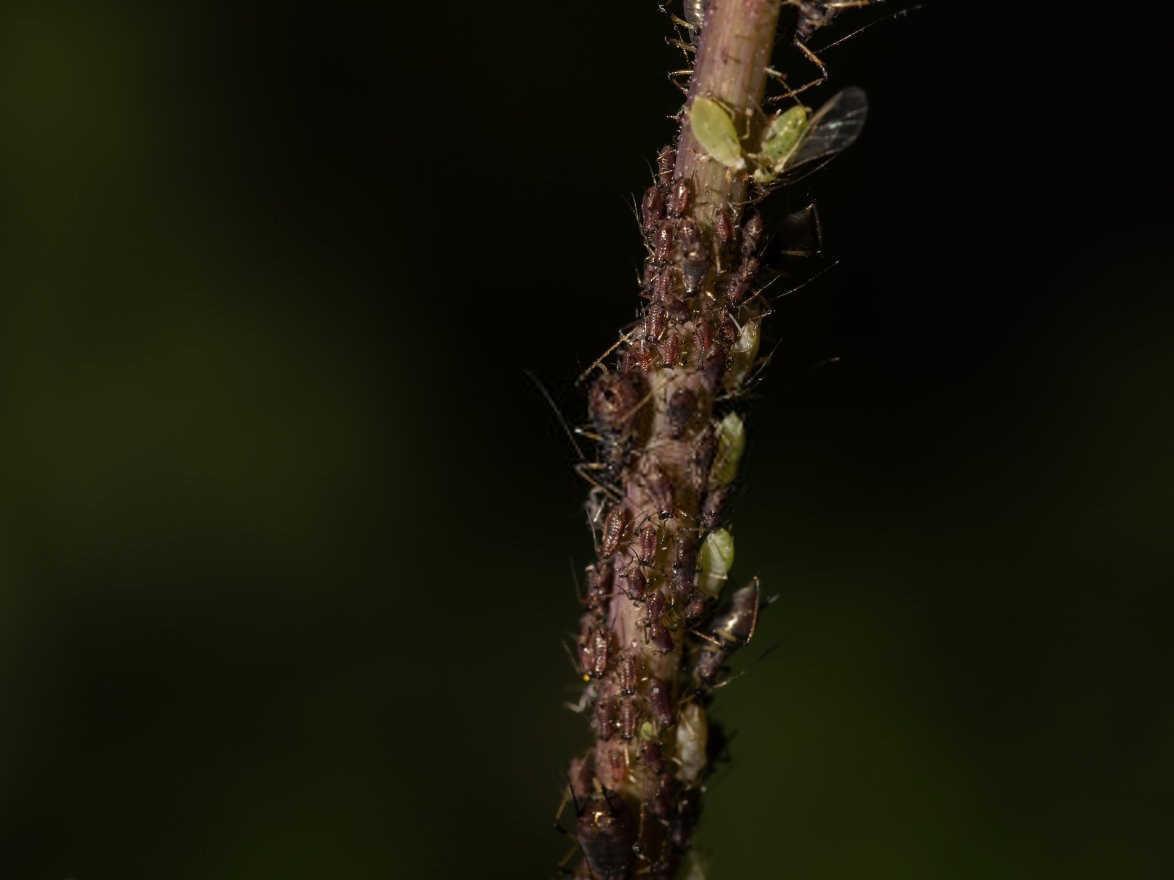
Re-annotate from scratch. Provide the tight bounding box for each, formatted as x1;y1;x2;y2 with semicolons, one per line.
576;331;636;384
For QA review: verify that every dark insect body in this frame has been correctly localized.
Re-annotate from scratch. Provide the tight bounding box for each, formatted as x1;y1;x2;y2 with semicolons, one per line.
619;699;640;741
648;678;673;726
695;579;761;685
575;793;637;880
595;697;618;740
618;652;641;697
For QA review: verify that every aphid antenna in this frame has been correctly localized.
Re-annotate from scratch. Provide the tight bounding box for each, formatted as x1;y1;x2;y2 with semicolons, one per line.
526;369;588;462
812;1;924;55
576;329;637;385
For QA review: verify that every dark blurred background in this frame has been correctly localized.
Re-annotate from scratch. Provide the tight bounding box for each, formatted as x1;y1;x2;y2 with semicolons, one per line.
2;1;1172;877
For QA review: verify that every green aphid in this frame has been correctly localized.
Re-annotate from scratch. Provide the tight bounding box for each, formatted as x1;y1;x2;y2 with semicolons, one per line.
753;104;810;183
698;528;735;597
689;96;746;171
752;87;869;184
709;412;745;487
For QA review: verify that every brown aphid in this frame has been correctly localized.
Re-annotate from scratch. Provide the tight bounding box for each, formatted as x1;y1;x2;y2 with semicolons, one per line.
649;622;674;655
594;697;618;740
588;372;645;438
684;594;710;624
576;793;637;880
648;678;673;727
584;561;614;611
677;219;708;295
740;211;765;258
670;538;697;601
658;331;681;368
715;206;736;251
579;623;612;680
623;339;656;375
718;311;739;347
691;425;717;489
654;223;675;264
618;699;639;741
602;747;628;789
617;563;647;603
644;302;667;342
693;317;715;361
634;521;659;567
666;387;697;439
699;483;733;533
617;652;641;697
641;184;666;237
650;774;677;820
667;179;692;218
601;504;631;558
641;740;666;773
643;589;666;627
568;753;595;805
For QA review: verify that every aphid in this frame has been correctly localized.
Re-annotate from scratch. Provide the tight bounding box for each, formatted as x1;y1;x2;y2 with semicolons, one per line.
677;219;708;294
695;579;761;685
594;697;618;740
714;206;736;259
699;483;733;533
644;588;666;626
603;746;628;789
584;561;614;610
784;0;874;94
693;318;715;361
683;593;710;624
654;223;675;263
740;212;765;259
601;504;631;558
619;699;639;741
723;319;761;392
698;528;735;596
709;412;746;487
688;96;746;170
579;623;613;680
617;652;640;697
568;753;595;805
618;564;648;603
666;387;697;439
752;87;869;184
648;678;673;727
645;302;667;342
650;773;676;819
675;703;709;784
684;0;708;31
588;371;645;438
668;179;693;218
654;268;684;306
635;521;659;567
690;425;717;489
658;331;682;368
575;792;637;880
671;537;697;600
641;184;666;237
649;623;675;655
711;578;760;646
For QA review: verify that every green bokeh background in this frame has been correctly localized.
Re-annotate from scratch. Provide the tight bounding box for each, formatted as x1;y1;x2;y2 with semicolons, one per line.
2;2;1172;877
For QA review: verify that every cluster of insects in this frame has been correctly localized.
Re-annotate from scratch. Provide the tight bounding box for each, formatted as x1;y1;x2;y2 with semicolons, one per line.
557;1;879;876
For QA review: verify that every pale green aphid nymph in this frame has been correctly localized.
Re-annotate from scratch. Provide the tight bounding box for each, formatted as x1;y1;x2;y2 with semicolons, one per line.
709;412;746;487
689;96;746;171
698;528;735;596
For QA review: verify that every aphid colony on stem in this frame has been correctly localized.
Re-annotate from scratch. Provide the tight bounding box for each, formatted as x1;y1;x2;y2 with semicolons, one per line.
559;2;874;875
564;145;770;878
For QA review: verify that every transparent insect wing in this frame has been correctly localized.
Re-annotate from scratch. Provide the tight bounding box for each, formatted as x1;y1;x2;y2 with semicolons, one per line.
787;86;869;172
